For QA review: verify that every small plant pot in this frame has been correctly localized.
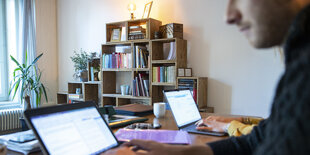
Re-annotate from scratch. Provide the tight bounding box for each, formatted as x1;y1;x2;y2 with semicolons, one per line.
79;70;88;82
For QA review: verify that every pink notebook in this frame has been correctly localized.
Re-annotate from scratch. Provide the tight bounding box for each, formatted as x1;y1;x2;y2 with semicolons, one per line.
115;129;191;145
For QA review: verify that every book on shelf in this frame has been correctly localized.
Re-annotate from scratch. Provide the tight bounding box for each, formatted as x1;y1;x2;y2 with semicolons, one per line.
133;46;149;68
152;66;175;83
90;67;94;81
68;94;83;99
143;80;150;97
102;53;132;69
163;42;176;60
132;73;149;97
121;27;126;41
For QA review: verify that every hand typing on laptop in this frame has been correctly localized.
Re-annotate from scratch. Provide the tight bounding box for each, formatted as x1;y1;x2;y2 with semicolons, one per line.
195;117;229;133
195;116;263;135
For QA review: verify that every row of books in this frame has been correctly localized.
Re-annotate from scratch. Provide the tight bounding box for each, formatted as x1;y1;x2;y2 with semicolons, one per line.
132;73;150;97
68;94;83;100
152;66;176;83
133;46;149;68
102;53;132;69
178;79;197;103
128;25;146;40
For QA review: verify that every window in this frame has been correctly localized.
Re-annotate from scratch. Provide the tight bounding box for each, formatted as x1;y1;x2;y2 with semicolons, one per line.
0;0;8;101
0;0;18;103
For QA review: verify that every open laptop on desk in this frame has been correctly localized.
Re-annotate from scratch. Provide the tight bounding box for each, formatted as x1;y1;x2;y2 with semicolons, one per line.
24;102;120;155
163;89;227;137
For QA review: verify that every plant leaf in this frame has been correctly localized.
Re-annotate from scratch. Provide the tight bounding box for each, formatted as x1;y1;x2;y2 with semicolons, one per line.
25;50;28;66
42;84;48;102
10;55;23;69
30;53;43;67
12;79;21;100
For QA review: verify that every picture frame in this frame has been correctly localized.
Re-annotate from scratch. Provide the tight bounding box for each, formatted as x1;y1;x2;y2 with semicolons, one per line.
185;68;192;77
142;1;153;19
178;68;185;77
110;28;122;42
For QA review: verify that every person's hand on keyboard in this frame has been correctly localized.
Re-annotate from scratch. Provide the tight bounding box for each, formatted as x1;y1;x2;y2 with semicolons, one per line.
195;118;229;133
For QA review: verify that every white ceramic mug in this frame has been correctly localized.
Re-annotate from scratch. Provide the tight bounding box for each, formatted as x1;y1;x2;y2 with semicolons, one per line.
153;102;166;118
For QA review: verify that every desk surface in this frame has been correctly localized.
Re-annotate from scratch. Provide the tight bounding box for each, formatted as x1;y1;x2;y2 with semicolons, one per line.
8;111;227;155
117;111;228;145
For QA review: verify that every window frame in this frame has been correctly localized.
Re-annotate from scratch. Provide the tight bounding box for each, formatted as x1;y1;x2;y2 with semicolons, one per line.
0;0;9;102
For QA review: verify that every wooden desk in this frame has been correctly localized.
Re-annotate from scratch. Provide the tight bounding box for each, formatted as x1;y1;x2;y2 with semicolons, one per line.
115;111;228;145
8;111;227;154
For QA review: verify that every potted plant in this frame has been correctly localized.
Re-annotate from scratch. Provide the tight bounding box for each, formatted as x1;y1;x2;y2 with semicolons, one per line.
70;49;91;82
9;53;48;130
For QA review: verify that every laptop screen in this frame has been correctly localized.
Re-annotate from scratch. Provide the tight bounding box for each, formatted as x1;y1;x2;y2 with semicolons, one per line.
164;89;201;127
30;106;118;155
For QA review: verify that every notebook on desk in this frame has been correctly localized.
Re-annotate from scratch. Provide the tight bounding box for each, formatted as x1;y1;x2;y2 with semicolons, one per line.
163;89;227;137
24;102;120;155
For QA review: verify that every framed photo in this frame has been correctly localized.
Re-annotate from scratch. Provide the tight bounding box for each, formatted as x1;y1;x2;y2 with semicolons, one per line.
185;68;192;77
142;1;153;19
178;68;185;77
110;28;122;42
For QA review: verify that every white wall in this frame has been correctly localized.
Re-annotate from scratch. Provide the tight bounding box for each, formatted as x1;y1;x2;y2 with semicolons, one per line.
35;0;58;104
57;0;284;117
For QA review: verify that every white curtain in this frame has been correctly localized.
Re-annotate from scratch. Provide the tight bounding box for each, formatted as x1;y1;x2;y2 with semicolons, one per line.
16;0;37;108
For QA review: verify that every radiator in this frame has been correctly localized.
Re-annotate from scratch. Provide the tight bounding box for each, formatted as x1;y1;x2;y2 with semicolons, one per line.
0;109;23;131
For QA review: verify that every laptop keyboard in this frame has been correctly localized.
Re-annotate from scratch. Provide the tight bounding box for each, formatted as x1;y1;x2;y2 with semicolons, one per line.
183;124;199;132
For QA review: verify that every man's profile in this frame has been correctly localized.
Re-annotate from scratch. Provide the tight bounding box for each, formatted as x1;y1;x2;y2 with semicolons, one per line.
104;0;310;154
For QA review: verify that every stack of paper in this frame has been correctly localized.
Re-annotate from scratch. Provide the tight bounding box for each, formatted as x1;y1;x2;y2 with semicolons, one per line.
0;130;40;154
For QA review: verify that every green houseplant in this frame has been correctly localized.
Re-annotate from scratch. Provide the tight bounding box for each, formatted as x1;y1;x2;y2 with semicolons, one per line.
9;53;48;110
70;49;91;82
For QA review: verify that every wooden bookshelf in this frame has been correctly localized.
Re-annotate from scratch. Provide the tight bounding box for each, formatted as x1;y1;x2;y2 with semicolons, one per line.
58;18;214;112
149;38;187;104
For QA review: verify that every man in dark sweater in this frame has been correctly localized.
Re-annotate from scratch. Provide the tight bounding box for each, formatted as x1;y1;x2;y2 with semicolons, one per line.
104;0;310;154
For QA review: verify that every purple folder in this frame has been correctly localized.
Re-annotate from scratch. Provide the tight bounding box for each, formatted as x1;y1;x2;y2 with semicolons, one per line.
115;129;191;145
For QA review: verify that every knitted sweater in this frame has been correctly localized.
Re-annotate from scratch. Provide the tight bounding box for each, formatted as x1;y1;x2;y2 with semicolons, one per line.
209;4;310;155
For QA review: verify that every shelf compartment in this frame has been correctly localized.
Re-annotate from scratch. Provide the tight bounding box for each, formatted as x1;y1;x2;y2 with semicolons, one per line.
152;82;176;86
151;38;187;69
102;94;150;100
132;68;149;71
68;82;83;94
177;77;208;109
128;18;162;41
106;21;127;43
57;92;68;104
102;68;133;72
88;58;101;82
152;60;176;64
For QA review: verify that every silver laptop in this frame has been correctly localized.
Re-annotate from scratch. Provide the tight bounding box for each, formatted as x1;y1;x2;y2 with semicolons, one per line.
163;89;227;137
24;102;120;155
